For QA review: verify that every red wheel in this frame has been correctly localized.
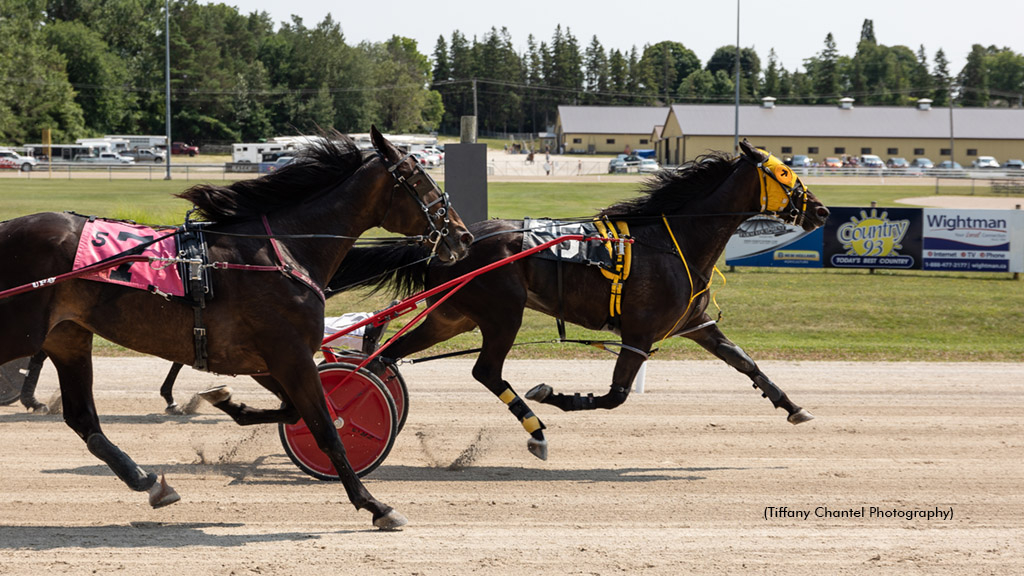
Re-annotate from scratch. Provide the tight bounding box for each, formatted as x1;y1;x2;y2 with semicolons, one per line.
326;350;409;434
279;363;397;480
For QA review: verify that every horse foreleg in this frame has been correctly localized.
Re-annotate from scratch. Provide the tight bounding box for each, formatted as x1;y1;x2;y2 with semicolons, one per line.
685;320;814;424
526;345;647;412
270;356;405;530
44;323;180;507
197;375;300;425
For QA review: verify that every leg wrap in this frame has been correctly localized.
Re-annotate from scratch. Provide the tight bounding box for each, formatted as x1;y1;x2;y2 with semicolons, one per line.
751;373;784;407
499;388;545;439
87;433;157;492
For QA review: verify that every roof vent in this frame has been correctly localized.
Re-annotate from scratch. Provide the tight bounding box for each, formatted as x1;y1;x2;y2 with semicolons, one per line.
761;96;776;109
838;97;855;110
916;98;933;111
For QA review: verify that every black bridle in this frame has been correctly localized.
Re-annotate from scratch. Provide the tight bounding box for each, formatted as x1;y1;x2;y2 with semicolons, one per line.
378;152;457;259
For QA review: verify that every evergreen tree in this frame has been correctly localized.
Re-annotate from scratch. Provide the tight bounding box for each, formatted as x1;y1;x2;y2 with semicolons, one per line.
583;35;609;103
932;48;952;106
761;48;783;98
811;33;840;103
910;45;933;100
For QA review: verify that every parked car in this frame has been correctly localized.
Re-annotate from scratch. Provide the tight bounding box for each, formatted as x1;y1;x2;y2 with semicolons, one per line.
268;156;295;171
1002;159;1024;170
76;152;135;164
637;158;661;174
859;154;885;169
608;154;641;173
410;150;438;167
910;157;934;169
171;141;199;156
124;148;165;163
972;155;1000;169
822;157;842;168
421;147;445;164
886;157;909;169
933;160;965;172
0;149;38;171
786;155;814;167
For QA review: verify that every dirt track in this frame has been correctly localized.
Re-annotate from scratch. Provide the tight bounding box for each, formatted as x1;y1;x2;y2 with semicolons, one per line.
1;357;1022;575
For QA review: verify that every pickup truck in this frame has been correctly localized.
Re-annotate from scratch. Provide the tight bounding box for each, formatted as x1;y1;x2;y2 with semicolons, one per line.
124;148;166;162
171;142;199;156
0;149;39;171
75;152;136;165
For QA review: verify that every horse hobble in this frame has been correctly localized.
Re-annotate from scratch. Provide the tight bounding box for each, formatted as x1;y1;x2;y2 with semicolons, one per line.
0;127;472;529
329;141;829;460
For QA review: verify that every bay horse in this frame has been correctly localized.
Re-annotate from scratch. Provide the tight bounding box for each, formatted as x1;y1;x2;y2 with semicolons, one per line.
0;127;472;529
328;140;829;460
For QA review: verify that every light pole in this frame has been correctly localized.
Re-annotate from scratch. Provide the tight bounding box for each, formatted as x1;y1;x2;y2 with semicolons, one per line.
734;0;740;153
164;0;172;180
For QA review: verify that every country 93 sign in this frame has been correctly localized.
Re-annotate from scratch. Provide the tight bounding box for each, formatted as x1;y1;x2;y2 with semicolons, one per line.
824;207;923;269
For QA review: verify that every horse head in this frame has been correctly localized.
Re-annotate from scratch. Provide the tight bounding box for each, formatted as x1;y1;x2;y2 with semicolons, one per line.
370;126;473;262
739;140;830;231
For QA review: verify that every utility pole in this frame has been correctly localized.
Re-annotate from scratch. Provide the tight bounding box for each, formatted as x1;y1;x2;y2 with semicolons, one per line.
164;0;172;180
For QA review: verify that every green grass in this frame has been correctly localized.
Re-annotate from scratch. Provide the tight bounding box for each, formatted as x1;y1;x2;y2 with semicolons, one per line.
2;178;1021;361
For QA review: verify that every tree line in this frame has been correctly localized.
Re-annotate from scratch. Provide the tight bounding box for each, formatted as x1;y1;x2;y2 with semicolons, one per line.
1;1;1022;147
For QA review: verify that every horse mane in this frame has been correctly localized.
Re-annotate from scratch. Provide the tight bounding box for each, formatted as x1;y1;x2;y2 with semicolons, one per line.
598;151;739;218
177;133;366;223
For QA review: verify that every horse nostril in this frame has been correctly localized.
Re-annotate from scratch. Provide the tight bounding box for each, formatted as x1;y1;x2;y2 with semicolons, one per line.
460;232;474;247
817;207;830;218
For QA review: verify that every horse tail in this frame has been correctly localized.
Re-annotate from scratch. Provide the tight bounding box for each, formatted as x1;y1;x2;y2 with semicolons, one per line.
327;244;430;299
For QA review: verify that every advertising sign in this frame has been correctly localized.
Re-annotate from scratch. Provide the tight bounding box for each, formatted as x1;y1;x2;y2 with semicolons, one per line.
922;209;1014;272
823;207;923;269
725;216;823;268
726;207;1021;273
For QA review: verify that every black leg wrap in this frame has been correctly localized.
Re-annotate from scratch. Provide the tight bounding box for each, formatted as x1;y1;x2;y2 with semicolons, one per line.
752;373;786;408
87;433;157;492
507;396;546;437
569;393;598;411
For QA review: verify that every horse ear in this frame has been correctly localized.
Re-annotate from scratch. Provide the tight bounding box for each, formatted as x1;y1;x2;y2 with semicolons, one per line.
371;125;400;162
739;139;767;162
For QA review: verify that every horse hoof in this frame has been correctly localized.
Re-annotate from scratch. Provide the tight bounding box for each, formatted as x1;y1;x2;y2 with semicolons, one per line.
373;509;408;531
164;403;182;415
148;475;181;508
527;438;548;461
788;408;815;425
199;385;232;405
30;404;49;415
525;384;552;402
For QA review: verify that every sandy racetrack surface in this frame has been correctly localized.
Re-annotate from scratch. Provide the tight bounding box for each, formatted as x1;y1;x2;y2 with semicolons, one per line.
1;357;1022;575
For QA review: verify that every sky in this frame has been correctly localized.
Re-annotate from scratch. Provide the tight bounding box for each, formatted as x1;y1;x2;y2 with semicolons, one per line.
234;0;1024;78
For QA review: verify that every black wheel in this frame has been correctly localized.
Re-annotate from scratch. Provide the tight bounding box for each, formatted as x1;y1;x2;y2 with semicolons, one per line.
279;362;397;480
0;358;31;406
20;164;32;172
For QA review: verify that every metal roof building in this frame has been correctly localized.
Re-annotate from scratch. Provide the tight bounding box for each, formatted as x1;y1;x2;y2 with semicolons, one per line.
657;99;1024;167
555;105;668;154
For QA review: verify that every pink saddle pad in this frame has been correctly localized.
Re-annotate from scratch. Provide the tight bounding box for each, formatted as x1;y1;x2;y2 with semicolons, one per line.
72;220;185;297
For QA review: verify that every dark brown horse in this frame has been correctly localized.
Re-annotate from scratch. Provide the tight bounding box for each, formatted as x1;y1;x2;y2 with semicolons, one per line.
0;127;472;529
328;141;829;460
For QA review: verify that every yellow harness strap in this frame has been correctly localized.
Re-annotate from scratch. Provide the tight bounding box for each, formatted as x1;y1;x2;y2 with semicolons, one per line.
593;218;631;319
659;215;726;342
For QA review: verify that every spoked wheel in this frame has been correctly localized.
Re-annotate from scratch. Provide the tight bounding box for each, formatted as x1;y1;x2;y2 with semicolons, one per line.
279;362;397;480
0;357;30;406
328;350;409;434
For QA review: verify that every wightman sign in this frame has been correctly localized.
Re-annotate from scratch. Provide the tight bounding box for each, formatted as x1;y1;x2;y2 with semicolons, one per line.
725;206;1023;273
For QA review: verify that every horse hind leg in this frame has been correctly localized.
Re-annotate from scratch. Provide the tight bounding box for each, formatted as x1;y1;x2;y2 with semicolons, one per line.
197;375;300;425
44;322;180;507
20;351;50;413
